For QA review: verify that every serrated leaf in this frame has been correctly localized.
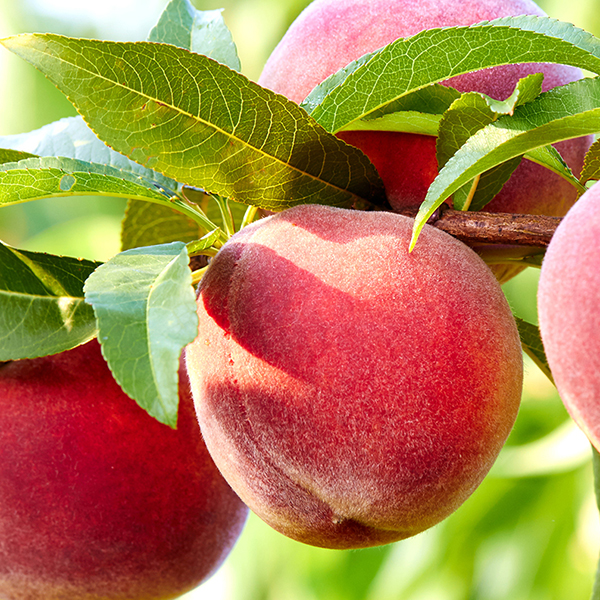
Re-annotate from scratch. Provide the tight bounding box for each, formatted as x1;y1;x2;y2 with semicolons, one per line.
0;156;180;207
580;137;600;185
438;74;544;210
83;242;198;427
0;241;100;360
121;201;203;251
308;16;600;133
0;116;208;253
149;0;240;71
1;34;385;211
515;316;554;385
438;74;544;170
410;77;600;249
122;2;241;253
524;145;583;192
0;116;178;191
301;50;377;115
0;148;37;164
336;84;459;137
338;84;461;133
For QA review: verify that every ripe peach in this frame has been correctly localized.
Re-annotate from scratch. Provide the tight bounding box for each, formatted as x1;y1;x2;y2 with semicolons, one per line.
538;183;600;451
0;340;248;600
258;0;592;281
186;204;523;549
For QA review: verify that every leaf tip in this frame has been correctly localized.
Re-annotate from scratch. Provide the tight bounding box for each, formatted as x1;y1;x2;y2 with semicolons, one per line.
408;226;420;253
0;33;32;50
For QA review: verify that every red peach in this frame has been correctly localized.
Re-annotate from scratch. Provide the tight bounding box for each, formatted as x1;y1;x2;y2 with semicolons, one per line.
186;204;523;549
0;340;248;600
538;183;600;451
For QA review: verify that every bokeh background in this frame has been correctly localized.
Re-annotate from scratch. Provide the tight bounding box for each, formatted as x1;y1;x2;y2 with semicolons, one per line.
0;1;599;598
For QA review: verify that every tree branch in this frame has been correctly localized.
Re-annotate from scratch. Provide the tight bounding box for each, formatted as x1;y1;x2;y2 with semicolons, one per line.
396;205;561;247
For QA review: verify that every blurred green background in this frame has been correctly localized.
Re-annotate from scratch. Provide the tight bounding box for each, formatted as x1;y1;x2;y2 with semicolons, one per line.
0;1;598;599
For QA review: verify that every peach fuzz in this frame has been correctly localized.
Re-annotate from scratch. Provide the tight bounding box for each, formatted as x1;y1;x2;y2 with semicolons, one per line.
258;0;592;282
0;340;248;600
538;183;600;451
186;204;523;549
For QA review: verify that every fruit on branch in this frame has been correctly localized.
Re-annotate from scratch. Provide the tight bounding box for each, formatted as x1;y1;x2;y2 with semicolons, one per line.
538;183;600;452
258;0;592;281
186;204;523;549
0;341;248;600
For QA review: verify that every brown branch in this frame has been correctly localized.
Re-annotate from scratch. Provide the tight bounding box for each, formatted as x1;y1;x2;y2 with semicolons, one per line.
395;205;561;247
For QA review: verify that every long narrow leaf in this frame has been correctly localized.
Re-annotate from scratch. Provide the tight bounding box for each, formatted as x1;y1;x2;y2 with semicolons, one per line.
1;34;385;210
0;156;179;206
581;137;600;185
0;148;36;164
309;16;600;133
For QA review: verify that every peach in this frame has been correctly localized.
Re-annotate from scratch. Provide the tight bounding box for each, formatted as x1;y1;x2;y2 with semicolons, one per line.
538;183;600;451
258;0;592;282
186;204;523;549
0;340;248;600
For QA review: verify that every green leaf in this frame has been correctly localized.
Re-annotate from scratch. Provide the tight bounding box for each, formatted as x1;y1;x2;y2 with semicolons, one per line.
466;157;523;212
121;201;203;251
437;74;543;210
342;111;443;136
0;148;37;164
149;0;241;70
301;50;377;115
524;145;584;193
0;116;178;191
0;156;180;207
410;77;600;249
1;34;385;211
308;16;600;133
515;317;554;386
580;137;600;186
0;241;100;360
334;85;459;137
186;228;222;256
438;74;544;171
332;84;461;134
122;2;242;253
83;242;198;427
182;185;249;230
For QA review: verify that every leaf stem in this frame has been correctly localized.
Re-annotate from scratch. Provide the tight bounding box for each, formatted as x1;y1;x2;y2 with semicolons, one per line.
212;194;236;237
170;197;222;234
191;267;209;286
240;205;259;229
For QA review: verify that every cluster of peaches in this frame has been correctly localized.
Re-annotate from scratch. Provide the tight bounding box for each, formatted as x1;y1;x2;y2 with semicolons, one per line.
1;0;599;598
